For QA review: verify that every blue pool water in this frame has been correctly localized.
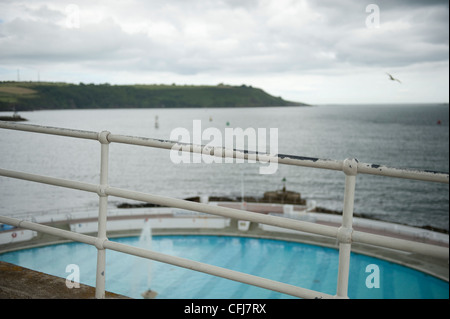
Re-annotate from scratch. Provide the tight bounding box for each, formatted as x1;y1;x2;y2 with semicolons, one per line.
0;235;448;299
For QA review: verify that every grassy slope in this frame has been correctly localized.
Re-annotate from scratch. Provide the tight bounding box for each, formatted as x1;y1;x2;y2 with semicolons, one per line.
0;82;308;111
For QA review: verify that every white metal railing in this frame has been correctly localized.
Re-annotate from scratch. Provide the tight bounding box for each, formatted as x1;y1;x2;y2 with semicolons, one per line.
0;120;448;299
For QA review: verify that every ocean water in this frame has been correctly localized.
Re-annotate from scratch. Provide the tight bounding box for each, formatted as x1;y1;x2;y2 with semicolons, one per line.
0;104;448;230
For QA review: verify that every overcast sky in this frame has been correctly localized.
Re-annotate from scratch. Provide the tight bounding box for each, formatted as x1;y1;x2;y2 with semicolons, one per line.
0;0;448;104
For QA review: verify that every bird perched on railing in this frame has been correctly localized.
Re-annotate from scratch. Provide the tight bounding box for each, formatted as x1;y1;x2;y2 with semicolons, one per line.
386;73;401;83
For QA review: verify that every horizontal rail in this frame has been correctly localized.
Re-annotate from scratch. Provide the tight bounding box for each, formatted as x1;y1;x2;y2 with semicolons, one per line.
351;230;447;258
107;133;449;183
103;240;334;299
107;187;448;259
0;168;99;194
0;121;99;140
1;121;448;183
0;214;333;299
105;186;338;238
0;215;97;246
0;168;337;238
0;167;448;259
357;162;449;183
108;133;346;171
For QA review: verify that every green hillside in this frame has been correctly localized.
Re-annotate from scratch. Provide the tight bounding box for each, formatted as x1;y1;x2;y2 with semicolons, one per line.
0;82;308;111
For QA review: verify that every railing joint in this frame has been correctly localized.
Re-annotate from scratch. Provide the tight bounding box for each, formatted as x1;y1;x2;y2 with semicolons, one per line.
94;237;108;250
337;226;353;244
98;130;111;144
96;184;109;197
342;158;358;176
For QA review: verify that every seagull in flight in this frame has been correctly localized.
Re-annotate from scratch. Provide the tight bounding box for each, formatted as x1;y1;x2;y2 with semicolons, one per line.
386;73;401;83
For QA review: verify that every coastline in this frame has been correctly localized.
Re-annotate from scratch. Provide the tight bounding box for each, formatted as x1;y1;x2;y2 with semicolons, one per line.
0;115;27;122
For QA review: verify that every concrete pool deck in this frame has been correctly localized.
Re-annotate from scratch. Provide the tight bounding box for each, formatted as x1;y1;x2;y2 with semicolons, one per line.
0;261;128;299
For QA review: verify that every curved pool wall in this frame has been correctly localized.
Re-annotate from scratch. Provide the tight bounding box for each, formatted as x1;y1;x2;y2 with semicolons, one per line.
0;235;448;299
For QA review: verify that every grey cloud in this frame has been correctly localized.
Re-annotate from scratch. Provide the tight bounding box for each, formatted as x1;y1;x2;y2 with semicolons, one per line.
24;4;66;23
0;18;127;63
0;0;448;78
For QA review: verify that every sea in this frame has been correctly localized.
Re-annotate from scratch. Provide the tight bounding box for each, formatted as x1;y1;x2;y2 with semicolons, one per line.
0;104;448;231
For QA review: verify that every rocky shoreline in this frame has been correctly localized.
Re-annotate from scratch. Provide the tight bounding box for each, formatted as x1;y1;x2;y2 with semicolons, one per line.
0;115;27;121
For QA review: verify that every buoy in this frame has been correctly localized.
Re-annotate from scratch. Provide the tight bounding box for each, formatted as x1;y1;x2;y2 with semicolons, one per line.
226;121;230;126
437;120;442;125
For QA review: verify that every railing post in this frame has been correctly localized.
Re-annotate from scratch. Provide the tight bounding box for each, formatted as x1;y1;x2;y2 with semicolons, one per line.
95;131;111;299
335;158;358;298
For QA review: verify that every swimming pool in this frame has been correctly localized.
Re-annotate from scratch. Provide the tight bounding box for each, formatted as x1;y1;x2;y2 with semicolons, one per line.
0;235;448;299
